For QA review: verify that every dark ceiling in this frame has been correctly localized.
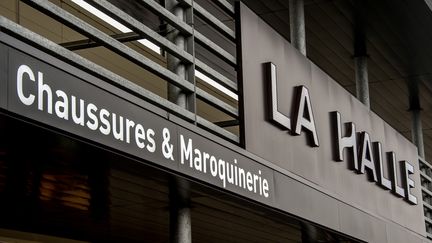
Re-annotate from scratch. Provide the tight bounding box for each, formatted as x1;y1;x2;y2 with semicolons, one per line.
243;0;432;160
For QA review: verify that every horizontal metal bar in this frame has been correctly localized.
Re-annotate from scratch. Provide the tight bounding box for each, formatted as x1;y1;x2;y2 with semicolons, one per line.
194;30;236;66
423;187;432;197
196;116;239;142
194;2;235;40
91;0;238;94
86;0;237;92
0;16;239;142
421;171;432;183
139;0;193;36
195;59;237;92
0;16;195;121
214;120;239;127
214;0;235;16
196;87;238;118
24;0;238;116
137;0;236;66
60;32;142;50
426;217;432;225
427;232;432;240
87;0;194;64
179;0;235;41
23;0;195;91
424;202;432;211
63;42;238;95
61;42;238;93
420;158;432;170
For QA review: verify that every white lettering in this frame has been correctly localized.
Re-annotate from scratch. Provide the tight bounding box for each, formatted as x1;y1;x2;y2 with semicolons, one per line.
112;113;124;141
99;108;111;135
135;124;146;149
71;96;84;126
180;135;192;165
17;64;35;106
37;72;52;114
146;129;155;153
86;103;98;130
55;90;68;120
292;85;319;147
125;118;135;144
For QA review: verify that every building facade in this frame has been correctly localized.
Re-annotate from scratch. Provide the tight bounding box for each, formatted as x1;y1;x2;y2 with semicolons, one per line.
0;0;431;242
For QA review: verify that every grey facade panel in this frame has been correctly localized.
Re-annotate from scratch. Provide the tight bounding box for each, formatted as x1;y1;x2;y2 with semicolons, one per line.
273;171;339;230
240;1;426;238
386;223;424;243
338;202;387;243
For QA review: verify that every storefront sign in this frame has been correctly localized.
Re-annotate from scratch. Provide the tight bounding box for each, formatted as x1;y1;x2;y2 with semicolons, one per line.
266;61;417;205
240;2;424;235
0;35;274;204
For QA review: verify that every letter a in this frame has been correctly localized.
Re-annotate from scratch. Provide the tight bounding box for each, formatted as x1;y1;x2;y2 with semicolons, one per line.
292;85;319;147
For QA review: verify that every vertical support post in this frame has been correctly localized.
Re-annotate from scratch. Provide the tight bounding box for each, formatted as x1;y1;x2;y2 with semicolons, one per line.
289;0;306;55
412;110;425;158
169;177;192;243
409;80;425;158
165;0;194;242
166;0;195;112
354;56;369;107
301;223;318;243
353;0;369;108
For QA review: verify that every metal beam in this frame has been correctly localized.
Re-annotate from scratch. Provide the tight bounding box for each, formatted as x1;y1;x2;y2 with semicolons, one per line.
194;30;236;66
214;119;239;127
88;0;194;64
169;177;192;243
179;0;235;41
354;56;370;108
138;0;236;66
22;0;238;118
214;0;235;17
139;0;193;36
289;0;306;55
60;32;141;50
353;0;370;108
195;59;237;92
0;16;239;142
409;80;425;158
87;0;237;91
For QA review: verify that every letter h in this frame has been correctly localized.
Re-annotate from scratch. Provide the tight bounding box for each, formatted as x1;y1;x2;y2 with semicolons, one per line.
331;111;358;170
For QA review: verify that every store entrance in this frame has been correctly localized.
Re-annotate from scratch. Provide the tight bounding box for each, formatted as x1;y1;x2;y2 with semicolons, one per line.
0;113;358;242
0;113;171;242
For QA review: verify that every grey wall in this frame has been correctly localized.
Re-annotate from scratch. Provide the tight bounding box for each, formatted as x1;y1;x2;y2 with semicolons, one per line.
240;2;427;241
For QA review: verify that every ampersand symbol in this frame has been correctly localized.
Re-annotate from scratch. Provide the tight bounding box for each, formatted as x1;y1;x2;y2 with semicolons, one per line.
162;128;174;160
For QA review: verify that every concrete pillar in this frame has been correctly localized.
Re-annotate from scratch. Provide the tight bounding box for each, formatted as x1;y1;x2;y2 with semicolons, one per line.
301;223;319;243
289;0;306;55
409;80;425;158
353;0;369;108
169;178;192;243
165;0;193;242
354;56;370;108
167;2;187;108
412;109;425;158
